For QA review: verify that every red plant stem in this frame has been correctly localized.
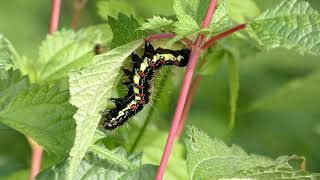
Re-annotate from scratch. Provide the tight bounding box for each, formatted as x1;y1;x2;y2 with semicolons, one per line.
28;138;43;180
176;74;202;137
49;0;61;34
201;23;247;50
176;59;206;137
146;34;193;46
146;33;176;40
155;0;217;179
71;0;88;30
29;1;61;179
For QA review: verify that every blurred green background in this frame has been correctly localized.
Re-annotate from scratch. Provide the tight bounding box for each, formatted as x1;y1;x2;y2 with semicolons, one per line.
0;0;319;178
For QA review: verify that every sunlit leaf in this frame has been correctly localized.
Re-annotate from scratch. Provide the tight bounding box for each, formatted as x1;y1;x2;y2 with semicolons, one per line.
248;0;320;55
67;40;144;180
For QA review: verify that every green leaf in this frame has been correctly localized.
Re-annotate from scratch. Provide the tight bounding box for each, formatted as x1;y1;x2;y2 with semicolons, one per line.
133;129;188;180
173;14;200;36
185;126;320;179
173;0;200;35
185;126;275;179
232;165;320;179
200;37;259;76
67;40;144;180
246;70;320;113
228;0;260;23
109;14;145;49
227;57;239;132
0;70;76;159
0;70;29;111
90;145;137;169
36;146;157;180
35;24;112;82
195;0;210;24
207;0;234;34
97;0;135;20
0;34;20;69
137;16;173;32
248;0;320;55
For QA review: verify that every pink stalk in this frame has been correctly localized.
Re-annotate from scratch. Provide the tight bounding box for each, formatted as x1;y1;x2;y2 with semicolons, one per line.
29;1;61;179
146;33;176;41
71;0;88;30
28;138;43;180
155;0;217;179
201;24;247;50
146;34;193;46
49;0;61;34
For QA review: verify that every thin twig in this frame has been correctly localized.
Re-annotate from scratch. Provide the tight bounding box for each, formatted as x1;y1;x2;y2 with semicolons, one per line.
155;1;217;179
49;0;61;34
146;34;193;47
176;60;206;137
28;138;43;180
71;0;88;30
201;24;247;50
29;0;61;179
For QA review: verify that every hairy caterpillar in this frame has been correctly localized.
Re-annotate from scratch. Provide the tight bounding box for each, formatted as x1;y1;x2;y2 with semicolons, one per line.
100;41;190;130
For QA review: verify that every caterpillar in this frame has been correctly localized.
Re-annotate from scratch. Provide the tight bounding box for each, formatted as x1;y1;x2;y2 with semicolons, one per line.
100;41;190;130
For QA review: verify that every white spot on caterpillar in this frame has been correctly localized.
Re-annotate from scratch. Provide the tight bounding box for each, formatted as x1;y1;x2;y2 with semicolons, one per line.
140;62;147;71
135;95;141;100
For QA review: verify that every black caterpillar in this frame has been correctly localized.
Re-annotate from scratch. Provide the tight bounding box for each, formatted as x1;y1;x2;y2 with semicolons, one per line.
100;41;190;130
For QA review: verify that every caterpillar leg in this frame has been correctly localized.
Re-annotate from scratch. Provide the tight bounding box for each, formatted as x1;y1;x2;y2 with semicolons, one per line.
144;41;155;55
123;68;132;76
99;109;109;116
110;98;125;108
132;52;142;63
122;81;132;87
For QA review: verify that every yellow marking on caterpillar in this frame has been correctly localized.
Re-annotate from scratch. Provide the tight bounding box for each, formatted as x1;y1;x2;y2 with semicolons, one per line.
140;62;147;71
156;54;184;62
133;87;140;94
133;75;140;84
135;95;141;100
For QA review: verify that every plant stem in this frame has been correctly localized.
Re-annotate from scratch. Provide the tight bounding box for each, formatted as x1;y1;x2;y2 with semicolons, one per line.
28;138;43;180
146;34;193;46
49;0;61;34
71;0;88;30
201;24;247;50
29;1;61;179
155;1;217;179
176;60;206;137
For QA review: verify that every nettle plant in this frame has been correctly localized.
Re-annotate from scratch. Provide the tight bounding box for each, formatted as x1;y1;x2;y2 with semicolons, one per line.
1;0;320;179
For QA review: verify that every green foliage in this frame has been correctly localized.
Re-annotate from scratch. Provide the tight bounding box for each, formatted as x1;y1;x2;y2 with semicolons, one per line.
248;0;320;55
2;0;320;179
138;16;173;32
133;129;188;180
0;70;76;160
208;0;233;34
0;35;19;69
97;0;136;20
34;25;112;83
109;14;145;49
227;58;239;132
185;126;320;179
67;40;144;180
228;0;260;23
247;69;320;113
36;146;157;180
